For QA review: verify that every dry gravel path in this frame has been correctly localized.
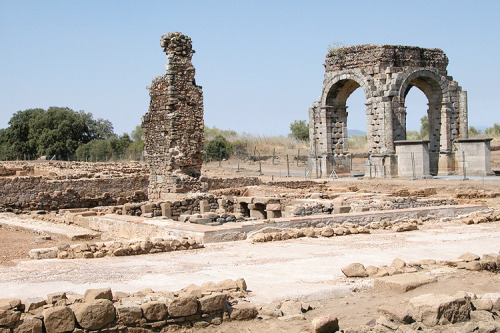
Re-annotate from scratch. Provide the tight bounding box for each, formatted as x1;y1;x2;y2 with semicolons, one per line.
1;220;499;304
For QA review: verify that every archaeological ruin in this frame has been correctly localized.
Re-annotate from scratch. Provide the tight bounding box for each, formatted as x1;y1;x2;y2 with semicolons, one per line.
309;45;472;178
142;32;205;198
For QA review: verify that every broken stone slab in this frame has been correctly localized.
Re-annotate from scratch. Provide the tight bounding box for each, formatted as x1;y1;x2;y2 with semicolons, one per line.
377;304;412;324
407;293;471;326
374;273;437;293
23;298;46;312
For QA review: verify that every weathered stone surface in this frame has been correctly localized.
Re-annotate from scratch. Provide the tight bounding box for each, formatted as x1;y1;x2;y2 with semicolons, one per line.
217;279;238;291
230;301;258;320
458;253;480;261
168;295;198;317
481;293;500;310
280;300;303;316
72;299;116;330
47;292;66;305
407;293;471;326
236;277;247;291
366;265;379;276
377;304;412;324
309;44;468;178
199;293;227;313
115;304;142;325
311;314;339;333
23;298;46;312
391;258;406;269
0;309;21;326
140;301;168;321
472;298;493;311
83;288;112;302
341;263;368;277
143;32;205;197
374;273;437;293
13;316;43;333
43;306;75;333
0;299;21;310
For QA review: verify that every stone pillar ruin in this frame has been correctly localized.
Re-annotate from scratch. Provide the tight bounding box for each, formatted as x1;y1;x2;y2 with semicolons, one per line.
309;45;468;178
142;32;204;198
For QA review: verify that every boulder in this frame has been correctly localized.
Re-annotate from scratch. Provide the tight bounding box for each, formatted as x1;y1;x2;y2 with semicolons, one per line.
407;293;471;326
320;228;334;237
72;299;116;330
0;309;21;327
140;301;168;321
168;295;198;317
0;299;21;310
458;253;480;261
391;258;406;269
230;301;258;320
366;265;379;276
199;293;227;313
217;279;238;291
481;293;500;310
311;314;339;333
280;300;303;316
115;304;142;325
83;288;112;302
13;316;43;333
42;306;75;333
472;298;493;311
341;263;368;278
236;277;247;291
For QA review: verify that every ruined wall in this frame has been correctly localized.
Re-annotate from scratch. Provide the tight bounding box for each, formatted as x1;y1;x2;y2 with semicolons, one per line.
309;44;468;177
142;32;204;198
0;176;148;211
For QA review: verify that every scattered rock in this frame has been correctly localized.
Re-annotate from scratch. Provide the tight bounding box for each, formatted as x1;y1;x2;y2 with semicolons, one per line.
311;314;339;333
341;263;368;278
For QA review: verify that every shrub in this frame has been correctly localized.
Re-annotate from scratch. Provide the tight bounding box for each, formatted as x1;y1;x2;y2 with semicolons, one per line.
204;135;233;161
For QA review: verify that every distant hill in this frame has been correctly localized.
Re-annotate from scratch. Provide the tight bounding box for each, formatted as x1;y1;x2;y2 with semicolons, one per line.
348;129;366;136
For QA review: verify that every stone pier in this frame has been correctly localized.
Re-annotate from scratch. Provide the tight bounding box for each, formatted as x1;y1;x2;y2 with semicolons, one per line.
142;32;204;198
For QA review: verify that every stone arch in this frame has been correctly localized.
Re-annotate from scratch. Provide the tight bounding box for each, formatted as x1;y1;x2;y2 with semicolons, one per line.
395;69;451;175
321;72;374;106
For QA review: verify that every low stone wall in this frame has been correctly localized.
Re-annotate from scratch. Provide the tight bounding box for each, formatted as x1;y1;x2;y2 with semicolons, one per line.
0;176;149;211
28;236;204;260
0;279;257;333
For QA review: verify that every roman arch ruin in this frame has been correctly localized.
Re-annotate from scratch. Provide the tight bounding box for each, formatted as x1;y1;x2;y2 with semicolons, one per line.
309;45;468;177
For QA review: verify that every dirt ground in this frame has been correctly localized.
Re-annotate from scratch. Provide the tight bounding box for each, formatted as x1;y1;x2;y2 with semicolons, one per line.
1;159;500;332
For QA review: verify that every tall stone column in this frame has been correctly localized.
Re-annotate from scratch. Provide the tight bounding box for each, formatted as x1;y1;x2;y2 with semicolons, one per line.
142;32;204;198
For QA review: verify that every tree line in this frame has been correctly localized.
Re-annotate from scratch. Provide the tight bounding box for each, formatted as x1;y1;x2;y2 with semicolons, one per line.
0;107;143;161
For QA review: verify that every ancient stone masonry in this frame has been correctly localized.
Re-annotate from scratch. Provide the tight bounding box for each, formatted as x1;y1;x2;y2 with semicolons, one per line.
142;32;204;198
309;45;468;177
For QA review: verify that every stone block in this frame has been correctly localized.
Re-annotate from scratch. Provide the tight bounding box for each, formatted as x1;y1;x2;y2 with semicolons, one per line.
199;293;227;313
0;309;21;327
374;273;437;293
341;263;368;277
311;314;339;333
407;293;471;326
229;301;257;320
72;299;116;330
83;288;112;302
141;301;168;321
13;316;43;333
115;304;142;325
42;306;75;333
168;295;198;317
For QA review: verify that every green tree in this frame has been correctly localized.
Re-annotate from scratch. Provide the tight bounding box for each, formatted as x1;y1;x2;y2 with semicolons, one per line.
289;120;309;141
485;123;500;136
419;115;429;139
204;135;233;160
468;126;481;137
0;107;116;160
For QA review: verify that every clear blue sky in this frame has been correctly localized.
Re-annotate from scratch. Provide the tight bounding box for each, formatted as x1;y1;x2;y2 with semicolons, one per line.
1;1;499;136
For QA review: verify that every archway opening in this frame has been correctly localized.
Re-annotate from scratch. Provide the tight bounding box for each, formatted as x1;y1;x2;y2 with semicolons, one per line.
401;76;443;175
325;79;370;175
405;87;429;140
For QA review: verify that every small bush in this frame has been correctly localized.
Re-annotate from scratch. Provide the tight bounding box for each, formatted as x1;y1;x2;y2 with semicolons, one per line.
204;135;233;161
